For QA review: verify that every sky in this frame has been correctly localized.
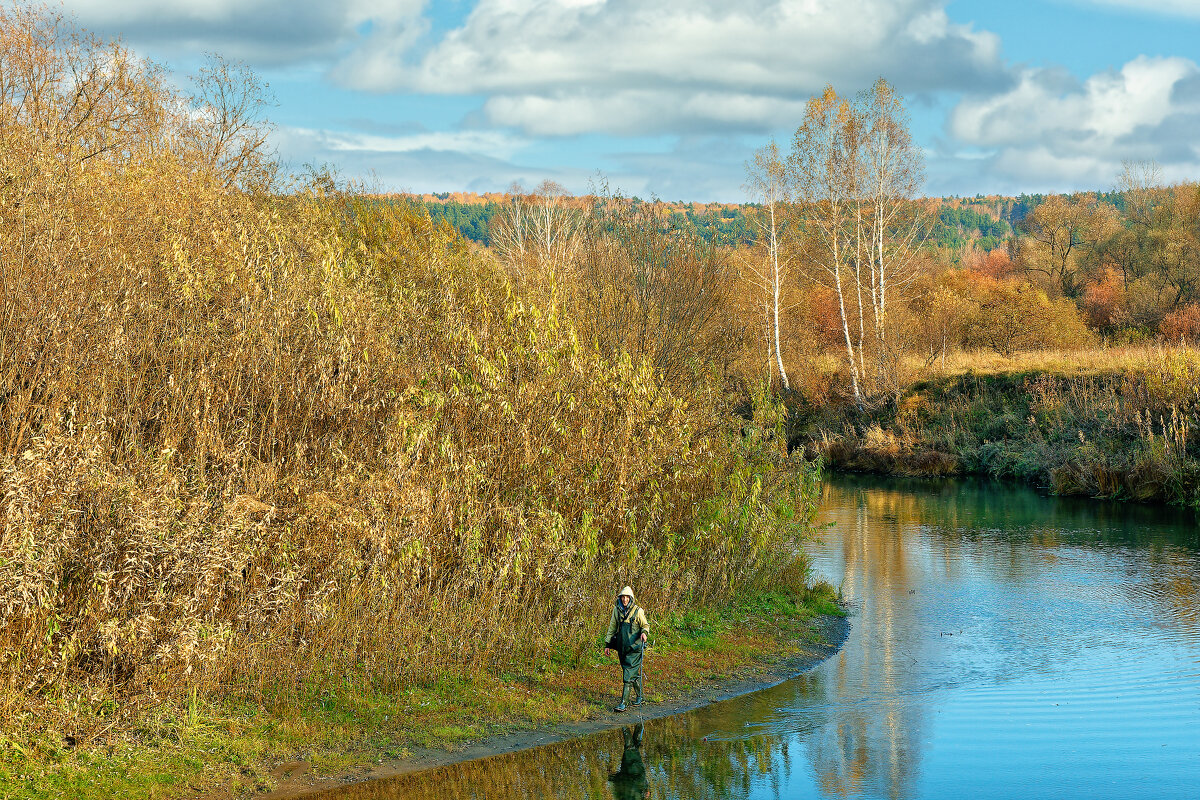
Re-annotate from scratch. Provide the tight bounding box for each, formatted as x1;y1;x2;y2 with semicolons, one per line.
60;0;1200;201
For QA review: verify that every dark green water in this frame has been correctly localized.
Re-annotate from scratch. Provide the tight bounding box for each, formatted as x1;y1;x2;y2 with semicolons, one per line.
315;475;1200;799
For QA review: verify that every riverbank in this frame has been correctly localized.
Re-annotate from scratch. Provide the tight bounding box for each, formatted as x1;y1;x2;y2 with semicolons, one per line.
795;347;1199;509
1;586;845;800
254;604;850;800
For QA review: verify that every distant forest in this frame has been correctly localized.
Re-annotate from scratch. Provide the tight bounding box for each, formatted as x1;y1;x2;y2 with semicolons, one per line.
416;191;1127;259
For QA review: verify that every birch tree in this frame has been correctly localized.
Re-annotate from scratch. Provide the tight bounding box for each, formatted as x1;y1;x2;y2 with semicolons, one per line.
787;80;926;402
744;140;792;391
492;181;530;265
859;79;925;390
492;180;582;285
789;86;863;402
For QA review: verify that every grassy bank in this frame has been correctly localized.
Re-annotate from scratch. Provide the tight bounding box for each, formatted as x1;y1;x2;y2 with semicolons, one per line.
0;585;842;799
798;347;1200;509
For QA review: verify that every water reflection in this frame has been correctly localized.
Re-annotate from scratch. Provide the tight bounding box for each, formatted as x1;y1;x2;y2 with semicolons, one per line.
608;724;647;799
308;698;831;800
315;476;1200;800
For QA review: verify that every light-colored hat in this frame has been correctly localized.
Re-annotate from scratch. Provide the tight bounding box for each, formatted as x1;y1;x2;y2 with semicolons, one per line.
618;585;634;599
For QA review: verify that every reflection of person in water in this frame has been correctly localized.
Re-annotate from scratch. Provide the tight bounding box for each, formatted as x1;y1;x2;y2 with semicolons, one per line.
608;723;649;799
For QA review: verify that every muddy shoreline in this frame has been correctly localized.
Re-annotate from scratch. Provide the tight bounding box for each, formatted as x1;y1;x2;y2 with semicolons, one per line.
244;612;850;800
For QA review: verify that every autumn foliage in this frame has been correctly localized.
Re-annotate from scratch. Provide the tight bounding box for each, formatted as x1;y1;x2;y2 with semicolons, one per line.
1161;304;1200;343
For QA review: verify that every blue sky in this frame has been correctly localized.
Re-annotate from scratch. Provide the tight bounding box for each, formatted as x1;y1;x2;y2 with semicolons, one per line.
64;0;1200;200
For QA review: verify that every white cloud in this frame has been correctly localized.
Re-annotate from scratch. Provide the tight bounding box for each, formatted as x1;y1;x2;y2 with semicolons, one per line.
281;126;528;160
63;0;1200;197
329;0;1009;135
945;56;1200;191
482;89;811;136
70;0;251;24
63;0;1011;143
272;124;620;196
950;57;1191;147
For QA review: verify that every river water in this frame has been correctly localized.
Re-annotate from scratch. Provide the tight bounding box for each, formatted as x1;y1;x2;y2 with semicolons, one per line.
314;475;1200;799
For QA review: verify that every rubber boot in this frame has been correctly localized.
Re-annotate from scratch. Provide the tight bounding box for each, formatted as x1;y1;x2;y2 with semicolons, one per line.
632;674;644;706
615;683;631;712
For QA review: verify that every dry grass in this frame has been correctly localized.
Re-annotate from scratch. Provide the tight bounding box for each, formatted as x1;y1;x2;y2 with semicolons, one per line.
909;343;1200;379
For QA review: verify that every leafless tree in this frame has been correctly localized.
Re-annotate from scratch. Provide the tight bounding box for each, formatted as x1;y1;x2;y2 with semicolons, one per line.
492;180;582;287
189;53;278;190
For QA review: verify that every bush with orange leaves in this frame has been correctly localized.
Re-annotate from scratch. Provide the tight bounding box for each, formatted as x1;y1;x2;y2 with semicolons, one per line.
1161;304;1200;344
907;269;1093;357
1080;268;1128;332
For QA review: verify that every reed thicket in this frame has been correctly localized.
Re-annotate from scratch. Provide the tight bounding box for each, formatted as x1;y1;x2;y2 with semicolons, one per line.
0;6;817;738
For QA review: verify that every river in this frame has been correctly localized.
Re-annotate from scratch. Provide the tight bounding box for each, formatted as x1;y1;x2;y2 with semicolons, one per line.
311;474;1200;799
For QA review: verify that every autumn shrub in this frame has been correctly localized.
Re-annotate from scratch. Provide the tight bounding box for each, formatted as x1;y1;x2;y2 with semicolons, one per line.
1080;268;1127;331
964;247;1019;280
0;189;819;720
567;194;747;390
1161;304;1200;343
955;275;1093;355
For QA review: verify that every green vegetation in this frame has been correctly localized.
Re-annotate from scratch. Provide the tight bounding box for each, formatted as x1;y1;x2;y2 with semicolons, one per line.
926;205;1012;254
423;197;758;248
422;199;502;244
423;196;1012;254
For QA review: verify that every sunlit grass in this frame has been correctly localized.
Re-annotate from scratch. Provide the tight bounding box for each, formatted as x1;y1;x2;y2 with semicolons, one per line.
908;344;1200;378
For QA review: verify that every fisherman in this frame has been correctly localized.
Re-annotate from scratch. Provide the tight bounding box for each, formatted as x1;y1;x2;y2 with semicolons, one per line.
601;585;649;712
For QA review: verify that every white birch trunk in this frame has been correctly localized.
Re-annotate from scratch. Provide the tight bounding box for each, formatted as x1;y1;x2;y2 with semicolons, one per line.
769;203;790;391
854;204;867;380
830;234;861;403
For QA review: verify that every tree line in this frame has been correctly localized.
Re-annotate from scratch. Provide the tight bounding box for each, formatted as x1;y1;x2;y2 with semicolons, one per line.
432;84;1199;410
423;193;1012;254
423;194;757;248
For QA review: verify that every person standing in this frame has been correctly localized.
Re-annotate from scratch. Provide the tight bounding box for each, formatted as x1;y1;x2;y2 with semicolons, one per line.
602;586;649;712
